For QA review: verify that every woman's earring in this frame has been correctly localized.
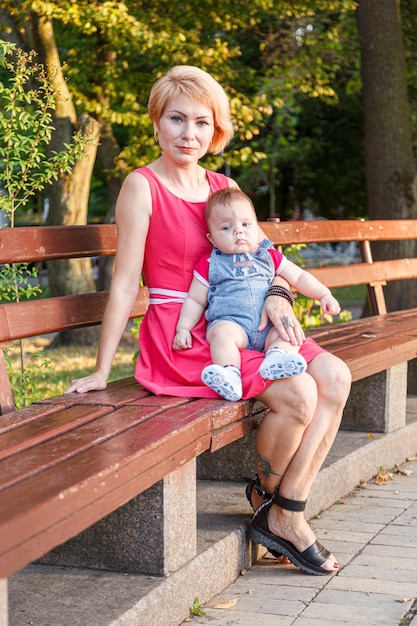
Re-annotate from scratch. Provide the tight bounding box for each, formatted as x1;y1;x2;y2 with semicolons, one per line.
154;130;159;143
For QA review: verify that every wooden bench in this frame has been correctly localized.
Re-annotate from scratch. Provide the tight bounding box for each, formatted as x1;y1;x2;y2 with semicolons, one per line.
1;219;417;623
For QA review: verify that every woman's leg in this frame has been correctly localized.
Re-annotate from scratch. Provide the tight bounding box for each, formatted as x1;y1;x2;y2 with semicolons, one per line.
254;352;351;572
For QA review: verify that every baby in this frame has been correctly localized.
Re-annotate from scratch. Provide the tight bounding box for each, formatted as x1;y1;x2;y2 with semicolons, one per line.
173;188;340;400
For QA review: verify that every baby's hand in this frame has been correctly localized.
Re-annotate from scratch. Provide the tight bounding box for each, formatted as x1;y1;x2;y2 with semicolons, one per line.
320;293;341;316
173;328;193;350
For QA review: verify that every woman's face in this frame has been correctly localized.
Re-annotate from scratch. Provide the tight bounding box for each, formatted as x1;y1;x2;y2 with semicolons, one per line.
156;94;215;165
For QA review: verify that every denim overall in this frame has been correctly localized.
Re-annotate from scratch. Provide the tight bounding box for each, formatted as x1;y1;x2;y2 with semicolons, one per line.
206;238;276;351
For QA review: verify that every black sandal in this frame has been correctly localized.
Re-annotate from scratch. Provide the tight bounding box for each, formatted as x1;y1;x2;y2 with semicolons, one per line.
249;491;336;576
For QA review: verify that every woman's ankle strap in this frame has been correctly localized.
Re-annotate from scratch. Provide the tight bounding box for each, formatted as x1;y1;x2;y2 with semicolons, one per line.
273;492;306;512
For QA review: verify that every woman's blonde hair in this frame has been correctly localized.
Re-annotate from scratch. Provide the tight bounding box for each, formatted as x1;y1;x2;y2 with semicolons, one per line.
148;66;234;155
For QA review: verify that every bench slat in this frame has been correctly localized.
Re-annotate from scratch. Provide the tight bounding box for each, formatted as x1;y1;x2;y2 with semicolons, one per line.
0;402;214;578
36;377;149;408
0;288;149;342
259;219;417;244
0;403;67;435
309;258;417;289
0;225;117;263
2;220;417;266
309;310;417;380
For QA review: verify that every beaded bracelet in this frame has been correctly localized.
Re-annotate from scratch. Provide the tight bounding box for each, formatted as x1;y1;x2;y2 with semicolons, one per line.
265;285;295;307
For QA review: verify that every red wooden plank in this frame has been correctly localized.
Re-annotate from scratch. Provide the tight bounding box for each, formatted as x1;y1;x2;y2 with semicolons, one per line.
259;219;417;246
0;403;66;434
0;435;208;579
308;259;417;289
2;221;417;265
0;401;186;491
0;225;117;263
210;412;265;452
0;405;114;462
38;377;149;409
0;288;149;342
0;403;213;574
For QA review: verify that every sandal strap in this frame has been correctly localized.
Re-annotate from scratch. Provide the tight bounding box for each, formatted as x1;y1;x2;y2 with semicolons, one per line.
255;484;274;500
244;475;274;501
273;492;306;512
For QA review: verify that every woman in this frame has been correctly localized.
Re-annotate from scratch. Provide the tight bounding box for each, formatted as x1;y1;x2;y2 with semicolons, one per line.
66;65;351;575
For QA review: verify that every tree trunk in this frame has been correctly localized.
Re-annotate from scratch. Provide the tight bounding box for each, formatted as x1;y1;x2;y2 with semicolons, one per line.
357;0;417;392
31;12;102;344
356;0;417;311
96;122;123;291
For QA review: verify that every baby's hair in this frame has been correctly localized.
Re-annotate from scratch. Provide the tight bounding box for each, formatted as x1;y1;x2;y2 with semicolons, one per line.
205;188;256;224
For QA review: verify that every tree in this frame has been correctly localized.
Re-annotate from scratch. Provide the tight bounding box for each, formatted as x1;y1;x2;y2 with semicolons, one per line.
356;0;417;311
31;14;102;331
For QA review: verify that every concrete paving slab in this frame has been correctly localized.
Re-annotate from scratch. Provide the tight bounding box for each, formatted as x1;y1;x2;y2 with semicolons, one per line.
184;456;417;626
327;575;417;598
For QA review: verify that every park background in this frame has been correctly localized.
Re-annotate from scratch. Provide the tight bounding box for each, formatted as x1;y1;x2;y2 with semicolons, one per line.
1;0;416;403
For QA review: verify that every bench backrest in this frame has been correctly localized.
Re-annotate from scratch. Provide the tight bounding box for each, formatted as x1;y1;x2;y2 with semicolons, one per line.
2;219;417;414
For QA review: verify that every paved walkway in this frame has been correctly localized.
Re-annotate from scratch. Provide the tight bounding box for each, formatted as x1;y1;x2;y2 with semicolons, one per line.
184;457;417;626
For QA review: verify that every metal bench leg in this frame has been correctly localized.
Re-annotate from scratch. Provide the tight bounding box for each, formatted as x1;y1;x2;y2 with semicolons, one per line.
38;459;197;576
342;363;408;433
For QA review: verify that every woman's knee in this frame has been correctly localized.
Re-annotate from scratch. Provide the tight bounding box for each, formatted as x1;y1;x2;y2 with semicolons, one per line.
259;374;317;427
308;353;352;406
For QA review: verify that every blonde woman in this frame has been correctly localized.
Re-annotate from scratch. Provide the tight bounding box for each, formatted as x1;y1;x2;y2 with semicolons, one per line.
66;66;351;575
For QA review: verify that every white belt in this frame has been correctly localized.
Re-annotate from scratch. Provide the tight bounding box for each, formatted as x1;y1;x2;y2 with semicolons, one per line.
148;287;188;304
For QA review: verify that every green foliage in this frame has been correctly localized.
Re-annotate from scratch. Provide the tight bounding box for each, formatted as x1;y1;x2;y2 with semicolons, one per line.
0;263;41;302
0;39;89;407
0;40;87;226
190;597;205;617
2;1;417;222
285;244;352;328
3;347;53;409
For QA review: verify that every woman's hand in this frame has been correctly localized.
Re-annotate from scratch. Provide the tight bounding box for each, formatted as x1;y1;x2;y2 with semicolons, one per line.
259;295;305;346
65;371;108;394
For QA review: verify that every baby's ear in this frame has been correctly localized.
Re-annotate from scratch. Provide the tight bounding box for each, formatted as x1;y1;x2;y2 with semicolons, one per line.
206;232;214;244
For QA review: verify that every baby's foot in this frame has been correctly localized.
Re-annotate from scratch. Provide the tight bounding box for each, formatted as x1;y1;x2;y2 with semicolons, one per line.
260;348;307;380
202;364;242;401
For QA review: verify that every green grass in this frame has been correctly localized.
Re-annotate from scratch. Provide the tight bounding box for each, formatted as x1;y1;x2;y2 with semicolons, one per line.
7;332;136;405
333;284;367;303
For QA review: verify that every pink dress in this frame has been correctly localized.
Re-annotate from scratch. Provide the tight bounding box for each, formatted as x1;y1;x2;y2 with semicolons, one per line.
134;166;325;398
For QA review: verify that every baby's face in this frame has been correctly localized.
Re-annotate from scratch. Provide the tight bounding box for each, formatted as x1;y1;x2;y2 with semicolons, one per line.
207;199;260;255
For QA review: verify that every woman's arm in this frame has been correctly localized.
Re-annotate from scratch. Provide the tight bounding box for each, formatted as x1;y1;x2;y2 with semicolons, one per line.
65;172;152;393
259;275;306;346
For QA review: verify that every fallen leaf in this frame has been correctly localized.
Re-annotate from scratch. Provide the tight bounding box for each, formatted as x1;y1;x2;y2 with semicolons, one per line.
213;599;237;610
396;598;412;604
375;470;393;485
394;465;413;476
